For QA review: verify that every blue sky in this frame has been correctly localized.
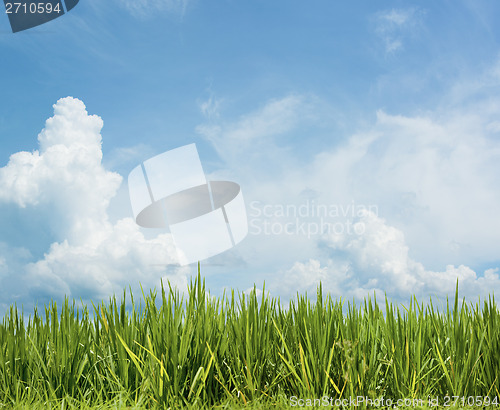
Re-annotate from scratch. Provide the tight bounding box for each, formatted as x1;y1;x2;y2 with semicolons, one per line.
1;0;500;313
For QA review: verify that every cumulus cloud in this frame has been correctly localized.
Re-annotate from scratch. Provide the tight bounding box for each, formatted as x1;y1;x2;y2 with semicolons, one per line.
244;287;264;298
276;210;500;304
0;97;185;309
344;110;500;266
326;210;499;299
0;97;121;245
3;79;500;311
24;218;181;301
197;82;500;304
281;259;340;295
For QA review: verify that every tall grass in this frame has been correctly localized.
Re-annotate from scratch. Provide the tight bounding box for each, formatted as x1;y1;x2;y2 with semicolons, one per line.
0;266;499;408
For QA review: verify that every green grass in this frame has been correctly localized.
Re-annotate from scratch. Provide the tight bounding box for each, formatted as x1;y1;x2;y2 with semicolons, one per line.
1;264;499;408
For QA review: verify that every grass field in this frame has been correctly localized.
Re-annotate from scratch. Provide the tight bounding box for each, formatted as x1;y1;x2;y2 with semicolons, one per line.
1;265;499;409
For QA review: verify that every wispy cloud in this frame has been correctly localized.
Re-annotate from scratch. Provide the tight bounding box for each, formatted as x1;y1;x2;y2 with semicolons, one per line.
197;95;303;145
116;0;190;17
199;95;221;121
196;94;310;179
2;55;500;311
196;66;500;304
374;7;423;54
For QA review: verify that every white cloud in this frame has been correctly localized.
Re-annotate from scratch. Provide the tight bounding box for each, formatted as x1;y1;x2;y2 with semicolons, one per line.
197;95;304;150
199;95;221;121
103;143;156;174
197;81;500;304
385;39;403;54
0;256;6;277
276;210;500;304
0;97;186;308
196;94;314;185
3;61;500;310
116;0;189;17
244;287;263;298
0;97;121;244
374;8;423;54
448;55;500;105
293;103;500;270
25;219;180;301
325;210;500;299
380;9;413;26
280;259;345;297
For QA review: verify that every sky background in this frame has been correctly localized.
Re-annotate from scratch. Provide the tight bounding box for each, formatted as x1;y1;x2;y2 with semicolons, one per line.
1;0;500;313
